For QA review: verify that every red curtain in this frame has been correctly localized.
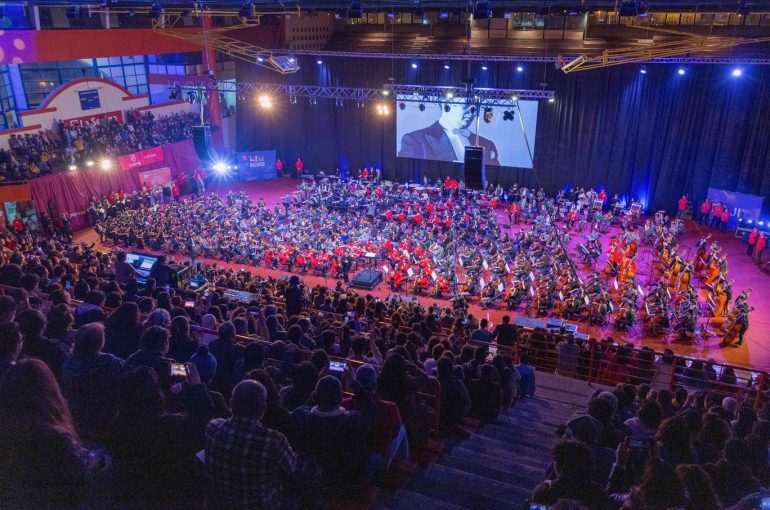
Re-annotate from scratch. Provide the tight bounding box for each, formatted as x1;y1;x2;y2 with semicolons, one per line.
28;139;199;231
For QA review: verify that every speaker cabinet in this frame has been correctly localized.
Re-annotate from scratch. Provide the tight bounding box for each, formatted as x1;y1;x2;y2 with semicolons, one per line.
464;146;485;190
192;125;213;163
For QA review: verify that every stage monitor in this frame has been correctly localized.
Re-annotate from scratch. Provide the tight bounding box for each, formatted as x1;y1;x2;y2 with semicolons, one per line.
126;253;158;277
396;96;538;168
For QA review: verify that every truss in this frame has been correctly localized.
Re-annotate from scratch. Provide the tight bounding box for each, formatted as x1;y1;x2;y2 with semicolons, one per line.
170;81;554;106
560;23;770;73
289;49;770;65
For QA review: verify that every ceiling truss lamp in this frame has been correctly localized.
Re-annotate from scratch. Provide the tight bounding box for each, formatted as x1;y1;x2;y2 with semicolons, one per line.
100;159;113;170
148;2;163;19
548;98;555;103
335;98;344;107
418;103;425;112
398;102;406;110
375;103;390;116
258;94;272;108
677;67;686;75
438;10;449;18
516;65;524;72
481;63;488;71
444;62;450;70
309;96;317;105
446;91;454;98
239;1;254;18
411;62;418;69
472;0;491;20
640;65;648;74
289;95;298;104
316;59;323;65
732;68;743;77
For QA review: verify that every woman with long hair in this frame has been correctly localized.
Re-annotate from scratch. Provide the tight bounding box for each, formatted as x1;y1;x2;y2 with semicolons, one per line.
168;315;198;362
675;464;721;510
45;302;76;350
0;359;98;508
104;301;143;360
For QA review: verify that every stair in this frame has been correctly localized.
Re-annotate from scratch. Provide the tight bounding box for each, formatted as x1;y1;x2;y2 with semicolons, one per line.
372;372;606;510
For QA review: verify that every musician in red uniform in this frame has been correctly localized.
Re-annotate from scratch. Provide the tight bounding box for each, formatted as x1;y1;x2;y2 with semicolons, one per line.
508;203;521;225
711;203;723;228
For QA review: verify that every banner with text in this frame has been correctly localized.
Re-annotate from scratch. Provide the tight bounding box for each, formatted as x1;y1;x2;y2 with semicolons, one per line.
707;187;764;229
118;146;165;171
237;150;277;180
138;167;172;188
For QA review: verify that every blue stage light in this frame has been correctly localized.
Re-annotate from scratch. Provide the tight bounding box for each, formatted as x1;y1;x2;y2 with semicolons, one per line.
732;68;743;77
411;62;418;69
677;68;686;75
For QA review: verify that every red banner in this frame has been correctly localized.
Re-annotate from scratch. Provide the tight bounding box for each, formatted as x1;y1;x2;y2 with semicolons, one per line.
118;146;165;171
63;110;124;128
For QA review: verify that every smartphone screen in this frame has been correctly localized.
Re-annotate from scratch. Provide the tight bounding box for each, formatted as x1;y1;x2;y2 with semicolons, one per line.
169;362;188;378
64;280;71;290
184;300;195;308
329;360;347;372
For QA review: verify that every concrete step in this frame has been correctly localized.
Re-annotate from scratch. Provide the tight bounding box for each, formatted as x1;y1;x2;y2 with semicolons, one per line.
389;489;471;510
438;453;544;489
449;446;548;478
464;434;553;462
420;464;529;509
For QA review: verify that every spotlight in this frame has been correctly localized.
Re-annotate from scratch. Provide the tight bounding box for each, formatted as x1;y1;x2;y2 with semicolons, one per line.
439;10;449;18
258;95;272;108
398;102;406;110
148;2;163;19
317;59;323;65
335;98;344;107
481;63;488;71
444;63;450;70
446;92;454;98
257;57;264;63
760;221;765;226
418;103;425;112
503;110;515;121
748;220;754;224
516;65;524;72
511;95;518;101
640;65;648;74
677;68;685;75
386;10;394;18
411;62;418;69
239;1;254;18
213;162;229;174
732;68;743;77
548;98;555;103
100;159;112;170
68;165;77;171
309;96;317;105
66;4;80;19
382;90;390;96
444;104;451;113
85;160;95;167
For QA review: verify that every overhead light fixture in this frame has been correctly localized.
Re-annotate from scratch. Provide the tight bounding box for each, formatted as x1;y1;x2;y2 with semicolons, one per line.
732;68;743;77
239;1;254;18
68;164;77;171
516;65;524;72
411;62;418;69
317;59;323;65
548;98;555;103
640;65;648;74
418;103;425;112
148;2;163;19
503;110;515;121
258;94;272;108
85;160;95;167
382;89;390;96
398;102;406;110
444;62;450;70
481;63;488;71
212;162;229;175
335;98;344;107
439;10;449;18
443;104;451;112
446;91;454;98
677;67;686;75
100;159;112;170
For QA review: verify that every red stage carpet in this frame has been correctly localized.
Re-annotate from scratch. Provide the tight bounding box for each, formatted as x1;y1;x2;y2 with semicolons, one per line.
75;178;770;371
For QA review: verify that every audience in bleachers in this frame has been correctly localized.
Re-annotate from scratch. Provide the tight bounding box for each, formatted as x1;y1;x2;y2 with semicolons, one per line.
0;110;198;181
0;222;768;509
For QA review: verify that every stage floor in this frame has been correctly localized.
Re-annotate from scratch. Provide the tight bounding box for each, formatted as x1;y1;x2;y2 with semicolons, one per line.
76;178;770;371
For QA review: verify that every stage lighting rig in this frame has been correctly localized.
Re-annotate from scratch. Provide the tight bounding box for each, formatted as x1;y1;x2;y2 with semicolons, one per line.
418;103;425;112
503;110;515;121
483;107;493;123
472;0;491;20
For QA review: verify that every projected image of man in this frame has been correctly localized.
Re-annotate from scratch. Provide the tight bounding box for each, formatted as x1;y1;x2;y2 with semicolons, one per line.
398;103;500;165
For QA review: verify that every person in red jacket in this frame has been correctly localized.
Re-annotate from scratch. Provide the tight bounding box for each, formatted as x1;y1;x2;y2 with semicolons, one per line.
755;232;767;265
711;203;723;228
720;207;730;232
11;216;24;237
171;183;180;202
508;203;521;225
294;158;303;178
700;198;712;225
748;228;759;255
677;195;688;219
275;158;283;177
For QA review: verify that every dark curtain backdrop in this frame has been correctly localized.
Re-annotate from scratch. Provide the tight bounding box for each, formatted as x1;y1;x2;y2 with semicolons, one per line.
236;56;770;214
30;139;199;230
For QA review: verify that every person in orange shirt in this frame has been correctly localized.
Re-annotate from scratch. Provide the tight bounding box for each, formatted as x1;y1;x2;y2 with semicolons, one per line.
748;228;759;256
755;232;767;265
